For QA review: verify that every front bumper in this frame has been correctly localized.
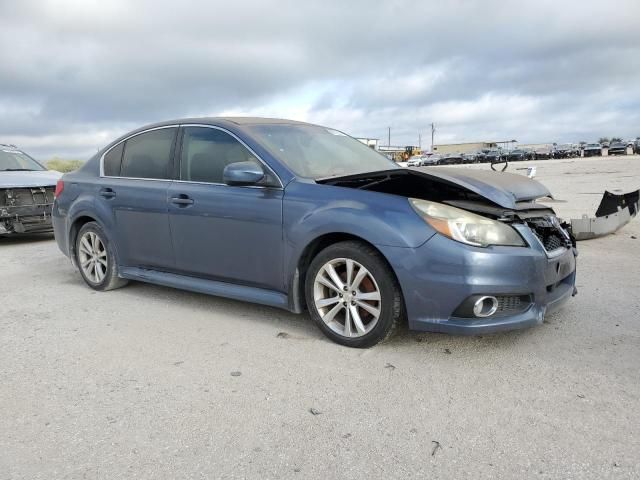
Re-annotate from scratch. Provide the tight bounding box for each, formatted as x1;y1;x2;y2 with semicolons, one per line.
1;187;55;235
0;214;53;234
379;225;577;335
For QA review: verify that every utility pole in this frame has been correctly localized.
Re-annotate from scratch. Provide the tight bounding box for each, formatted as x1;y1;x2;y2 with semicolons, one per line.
387;127;391;147
430;123;436;152
418;134;422;150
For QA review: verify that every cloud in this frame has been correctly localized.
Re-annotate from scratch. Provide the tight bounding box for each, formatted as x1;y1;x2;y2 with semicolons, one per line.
1;0;639;159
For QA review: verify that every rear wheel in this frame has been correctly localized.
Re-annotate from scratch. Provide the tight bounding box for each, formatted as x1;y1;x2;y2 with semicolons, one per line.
305;241;404;348
75;222;128;291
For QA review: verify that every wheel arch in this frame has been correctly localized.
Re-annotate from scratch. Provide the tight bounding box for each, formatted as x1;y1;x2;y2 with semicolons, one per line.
68;214;120;268
290;232;402;313
68;215;98;265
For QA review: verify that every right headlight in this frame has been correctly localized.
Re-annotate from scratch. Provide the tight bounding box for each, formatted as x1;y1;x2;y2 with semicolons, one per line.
409;198;526;247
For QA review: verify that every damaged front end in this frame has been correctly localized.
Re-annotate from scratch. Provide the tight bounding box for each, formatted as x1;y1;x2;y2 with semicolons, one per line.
318;167;577;252
0;186;56;235
318;167;579;333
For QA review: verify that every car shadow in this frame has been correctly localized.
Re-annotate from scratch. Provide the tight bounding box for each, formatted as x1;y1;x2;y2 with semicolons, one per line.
105;279;326;341
77;276;542;349
0;233;55;245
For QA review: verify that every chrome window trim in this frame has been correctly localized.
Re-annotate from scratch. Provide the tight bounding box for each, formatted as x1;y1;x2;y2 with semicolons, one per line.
99;123;283;189
99;125;178;178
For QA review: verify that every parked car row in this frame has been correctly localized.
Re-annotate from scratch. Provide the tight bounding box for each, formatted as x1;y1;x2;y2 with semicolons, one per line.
407;146;563;166
407;140;639;167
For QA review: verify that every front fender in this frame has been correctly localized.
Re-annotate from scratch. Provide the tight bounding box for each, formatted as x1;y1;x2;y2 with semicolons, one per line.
282;181;435;288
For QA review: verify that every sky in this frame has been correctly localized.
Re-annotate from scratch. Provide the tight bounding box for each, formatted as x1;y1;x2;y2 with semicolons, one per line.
1;0;639;160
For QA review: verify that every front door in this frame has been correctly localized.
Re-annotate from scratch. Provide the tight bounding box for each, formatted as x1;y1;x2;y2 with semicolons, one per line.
168;126;284;291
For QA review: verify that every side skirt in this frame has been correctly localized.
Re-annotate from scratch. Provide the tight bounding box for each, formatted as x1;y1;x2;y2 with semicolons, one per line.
119;267;293;312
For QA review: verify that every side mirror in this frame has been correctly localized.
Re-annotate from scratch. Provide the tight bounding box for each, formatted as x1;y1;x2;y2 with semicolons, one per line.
223;161;265;186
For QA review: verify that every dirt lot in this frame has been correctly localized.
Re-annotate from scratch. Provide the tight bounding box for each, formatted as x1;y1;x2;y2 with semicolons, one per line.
1;156;639;479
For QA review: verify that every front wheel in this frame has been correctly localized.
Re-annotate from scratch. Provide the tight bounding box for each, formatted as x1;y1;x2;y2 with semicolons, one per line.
75;221;128;291
305;241;404;348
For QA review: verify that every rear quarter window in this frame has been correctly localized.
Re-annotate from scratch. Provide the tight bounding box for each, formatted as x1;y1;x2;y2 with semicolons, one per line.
103;142;124;176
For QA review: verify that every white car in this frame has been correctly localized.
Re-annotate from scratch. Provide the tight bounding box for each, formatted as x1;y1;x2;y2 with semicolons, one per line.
0;144;62;235
408;155;441;167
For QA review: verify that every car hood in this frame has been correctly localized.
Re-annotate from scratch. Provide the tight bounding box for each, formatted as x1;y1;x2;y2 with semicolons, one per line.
0;170;63;188
318;167;552;210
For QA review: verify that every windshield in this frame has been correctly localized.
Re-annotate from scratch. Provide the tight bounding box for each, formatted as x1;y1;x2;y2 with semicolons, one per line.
0;148;46;171
248;124;397;179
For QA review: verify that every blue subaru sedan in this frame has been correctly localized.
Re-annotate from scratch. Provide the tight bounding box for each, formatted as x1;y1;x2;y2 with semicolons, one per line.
52;118;577;347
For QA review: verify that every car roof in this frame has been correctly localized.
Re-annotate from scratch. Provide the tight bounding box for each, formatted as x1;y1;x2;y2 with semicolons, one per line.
100;117;325;152
140;116;317;129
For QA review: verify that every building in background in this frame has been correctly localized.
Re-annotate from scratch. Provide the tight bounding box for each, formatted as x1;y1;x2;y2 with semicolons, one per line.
434;140;518;154
433;141;498;154
356;137;379;150
518;143;554;150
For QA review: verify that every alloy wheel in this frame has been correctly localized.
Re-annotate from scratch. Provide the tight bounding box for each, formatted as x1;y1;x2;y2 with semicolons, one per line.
313;258;382;338
78;231;108;284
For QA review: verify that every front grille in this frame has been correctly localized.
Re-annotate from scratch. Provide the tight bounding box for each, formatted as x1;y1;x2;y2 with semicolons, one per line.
534;230;565;251
452;294;532;318
497;295;521;313
495;294;531;316
0;187;55;209
527;216;571;253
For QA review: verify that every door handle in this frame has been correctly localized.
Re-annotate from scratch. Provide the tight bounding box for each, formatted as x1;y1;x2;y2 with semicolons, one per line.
99;188;116;199
171;195;194;206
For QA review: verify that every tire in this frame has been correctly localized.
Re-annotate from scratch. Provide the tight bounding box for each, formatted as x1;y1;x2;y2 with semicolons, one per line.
304;241;404;348
75;221;128;291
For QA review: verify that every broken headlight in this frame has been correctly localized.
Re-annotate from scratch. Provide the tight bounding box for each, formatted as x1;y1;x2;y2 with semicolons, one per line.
409;198;525;247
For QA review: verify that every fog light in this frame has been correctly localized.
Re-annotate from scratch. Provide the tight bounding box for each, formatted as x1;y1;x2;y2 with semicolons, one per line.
472;296;498;317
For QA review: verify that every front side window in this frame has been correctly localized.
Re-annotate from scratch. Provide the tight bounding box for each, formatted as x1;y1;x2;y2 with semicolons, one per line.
180;127;261;184
119;128;177;179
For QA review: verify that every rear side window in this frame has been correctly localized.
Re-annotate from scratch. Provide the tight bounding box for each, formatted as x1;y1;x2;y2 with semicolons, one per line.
180;127;260;184
120;128;177;179
103;142;124;176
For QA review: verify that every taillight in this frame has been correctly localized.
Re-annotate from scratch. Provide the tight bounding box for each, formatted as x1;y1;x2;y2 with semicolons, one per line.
54;179;64;198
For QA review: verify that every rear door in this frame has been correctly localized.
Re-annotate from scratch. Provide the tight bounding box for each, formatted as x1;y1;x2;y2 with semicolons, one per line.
99;126;177;270
167;126;284;291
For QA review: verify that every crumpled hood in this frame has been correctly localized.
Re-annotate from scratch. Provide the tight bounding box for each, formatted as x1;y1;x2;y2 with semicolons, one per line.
0;170;63;188
318;166;552;210
416;167;551;207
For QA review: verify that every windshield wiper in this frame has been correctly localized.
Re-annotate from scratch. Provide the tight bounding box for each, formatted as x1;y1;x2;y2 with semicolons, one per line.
1;168;38;171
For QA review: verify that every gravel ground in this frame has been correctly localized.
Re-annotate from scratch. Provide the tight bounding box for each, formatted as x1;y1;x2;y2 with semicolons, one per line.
1;156;639;479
